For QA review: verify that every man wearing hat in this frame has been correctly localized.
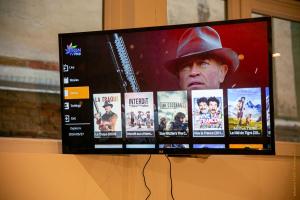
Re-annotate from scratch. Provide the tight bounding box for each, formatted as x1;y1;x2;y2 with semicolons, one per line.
96;101;118;131
166;26;239;90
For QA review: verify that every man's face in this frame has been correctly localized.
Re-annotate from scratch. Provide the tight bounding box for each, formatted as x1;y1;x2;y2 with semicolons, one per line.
199;102;208;114
179;117;185;123
208;101;218;114
104;106;112;112
178;58;228;90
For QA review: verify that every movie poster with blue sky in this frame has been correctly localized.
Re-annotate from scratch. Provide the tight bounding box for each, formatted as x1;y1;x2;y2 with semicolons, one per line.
228;88;262;136
192;89;225;137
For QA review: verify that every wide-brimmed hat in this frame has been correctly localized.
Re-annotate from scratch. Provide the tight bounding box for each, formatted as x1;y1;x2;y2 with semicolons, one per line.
165;26;239;75
103;101;113;108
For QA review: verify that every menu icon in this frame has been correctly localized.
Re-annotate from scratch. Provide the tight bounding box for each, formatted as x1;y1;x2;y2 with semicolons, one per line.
63;64;69;72
64;77;69;84
64;115;70;123
64;102;69;110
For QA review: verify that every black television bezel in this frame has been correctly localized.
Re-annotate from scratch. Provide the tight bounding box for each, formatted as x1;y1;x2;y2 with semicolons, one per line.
59;17;275;155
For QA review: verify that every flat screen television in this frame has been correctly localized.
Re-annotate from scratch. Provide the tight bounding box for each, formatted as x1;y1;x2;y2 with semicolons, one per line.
59;17;275;154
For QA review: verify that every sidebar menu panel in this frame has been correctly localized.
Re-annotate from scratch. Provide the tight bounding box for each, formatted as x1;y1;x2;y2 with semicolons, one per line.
60;41;93;152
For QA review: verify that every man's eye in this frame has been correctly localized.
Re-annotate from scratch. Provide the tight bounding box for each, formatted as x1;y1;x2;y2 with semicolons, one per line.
183;62;193;67
182;65;191;71
201;62;209;68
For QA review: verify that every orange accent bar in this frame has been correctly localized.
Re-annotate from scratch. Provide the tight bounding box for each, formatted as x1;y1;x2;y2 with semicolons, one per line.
229;144;264;150
64;86;89;100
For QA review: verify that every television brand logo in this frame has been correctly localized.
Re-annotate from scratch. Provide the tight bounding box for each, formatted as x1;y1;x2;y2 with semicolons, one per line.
65;43;81;56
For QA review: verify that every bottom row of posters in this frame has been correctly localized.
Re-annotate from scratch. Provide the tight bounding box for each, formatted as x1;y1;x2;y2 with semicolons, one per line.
94;144;265;150
93;88;270;139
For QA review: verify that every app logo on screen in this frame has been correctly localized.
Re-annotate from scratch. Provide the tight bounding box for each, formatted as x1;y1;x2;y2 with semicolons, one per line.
65;42;81;56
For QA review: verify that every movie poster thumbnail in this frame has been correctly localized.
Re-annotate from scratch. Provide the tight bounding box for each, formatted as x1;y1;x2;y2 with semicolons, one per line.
93;93;122;138
193;144;225;149
159;144;189;149
192;89;225;137
157;91;188;137
228;88;262;136
95;144;122;149
125;92;155;137
229;144;263;150
126;144;155;149
266;87;271;136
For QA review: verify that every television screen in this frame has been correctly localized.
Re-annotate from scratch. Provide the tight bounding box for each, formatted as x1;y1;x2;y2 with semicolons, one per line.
59;17;274;154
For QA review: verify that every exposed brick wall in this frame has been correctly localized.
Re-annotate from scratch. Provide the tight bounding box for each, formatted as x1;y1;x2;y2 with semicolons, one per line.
0;56;59;71
0;90;61;139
